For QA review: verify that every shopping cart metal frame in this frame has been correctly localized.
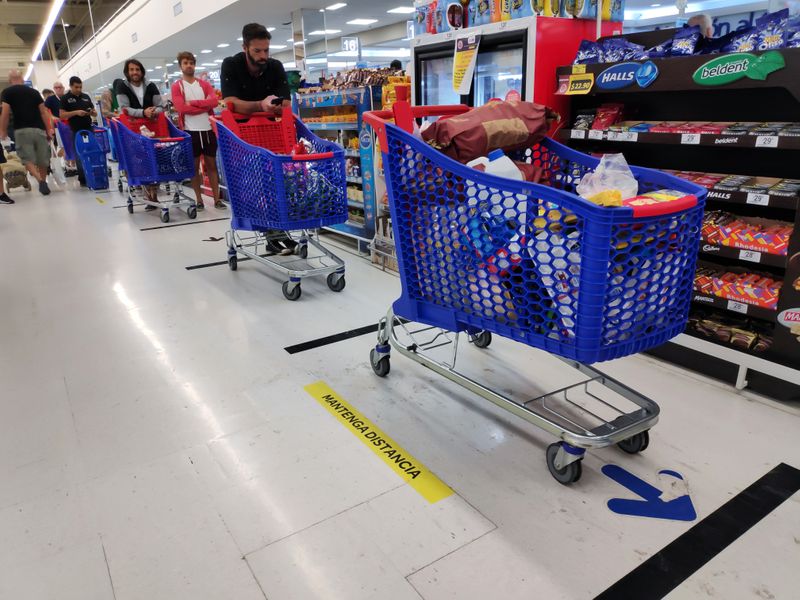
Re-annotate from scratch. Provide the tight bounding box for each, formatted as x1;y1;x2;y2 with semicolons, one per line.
213;107;348;300
364;102;705;484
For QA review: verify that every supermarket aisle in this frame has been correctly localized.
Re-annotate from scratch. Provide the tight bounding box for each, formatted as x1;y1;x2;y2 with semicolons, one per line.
0;185;799;600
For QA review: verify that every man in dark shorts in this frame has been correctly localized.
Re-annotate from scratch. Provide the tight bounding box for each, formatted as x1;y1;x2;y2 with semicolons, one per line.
0;70;53;195
221;23;294;253
0;143;13;204
171;51;223;210
59;76;97;187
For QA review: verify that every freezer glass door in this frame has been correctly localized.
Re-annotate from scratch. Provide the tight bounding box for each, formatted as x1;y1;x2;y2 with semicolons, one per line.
474;47;524;106
419;55;461;108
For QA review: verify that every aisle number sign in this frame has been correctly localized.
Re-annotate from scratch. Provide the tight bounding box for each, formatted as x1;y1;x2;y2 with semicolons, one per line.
453;33;480;95
342;37;359;54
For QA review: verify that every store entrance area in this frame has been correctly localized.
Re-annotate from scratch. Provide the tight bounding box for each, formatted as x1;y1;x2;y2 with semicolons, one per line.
1;184;799;599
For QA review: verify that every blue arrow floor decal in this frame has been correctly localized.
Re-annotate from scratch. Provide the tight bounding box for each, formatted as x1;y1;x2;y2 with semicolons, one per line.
602;464;697;521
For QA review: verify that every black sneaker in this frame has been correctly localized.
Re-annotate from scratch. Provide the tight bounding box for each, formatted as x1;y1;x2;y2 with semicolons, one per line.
0;193;14;204
39;181;50;195
264;240;283;255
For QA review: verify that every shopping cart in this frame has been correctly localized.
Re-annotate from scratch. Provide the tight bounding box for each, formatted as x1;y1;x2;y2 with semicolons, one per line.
212;106;347;300
74;129;109;190
364;102;706;484
113;113;196;222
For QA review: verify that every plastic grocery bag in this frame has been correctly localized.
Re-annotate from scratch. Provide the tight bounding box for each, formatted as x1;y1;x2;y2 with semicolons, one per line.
49;140;67;186
576;153;638;202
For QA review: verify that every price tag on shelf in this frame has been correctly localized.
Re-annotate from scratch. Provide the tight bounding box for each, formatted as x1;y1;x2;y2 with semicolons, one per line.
608;131;638;142
746;192;770;206
680;133;701;145
755;135;779;148
738;249;762;263
727;300;749;315
571;129;586;140
588;129;604;140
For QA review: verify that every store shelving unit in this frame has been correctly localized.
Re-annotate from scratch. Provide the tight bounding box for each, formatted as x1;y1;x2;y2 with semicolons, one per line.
557;48;800;394
293;86;381;249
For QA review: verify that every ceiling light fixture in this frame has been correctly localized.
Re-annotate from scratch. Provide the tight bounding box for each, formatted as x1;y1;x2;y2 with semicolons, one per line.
327;3;347;10
25;0;66;79
270;44;288;50
267;27;276;32
308;29;342;35
214;59;223;63
387;6;415;13
347;18;378;25
237;36;243;41
217;43;229;47
201;49;212;53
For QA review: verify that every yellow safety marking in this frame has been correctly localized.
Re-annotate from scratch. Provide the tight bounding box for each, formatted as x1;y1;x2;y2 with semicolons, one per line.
95;196;106;204
305;381;454;504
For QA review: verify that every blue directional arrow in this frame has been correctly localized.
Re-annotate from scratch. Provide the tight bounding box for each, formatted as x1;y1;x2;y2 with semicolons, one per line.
602;464;697;522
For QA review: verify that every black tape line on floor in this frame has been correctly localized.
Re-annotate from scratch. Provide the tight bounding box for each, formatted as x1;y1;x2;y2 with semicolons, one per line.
113;203;144;209
595;462;800;600
185;253;275;271
285;324;379;354
140;217;228;231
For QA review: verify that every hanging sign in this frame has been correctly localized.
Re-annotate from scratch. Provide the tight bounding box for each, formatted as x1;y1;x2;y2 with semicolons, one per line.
341;37;359;54
453;33;480;95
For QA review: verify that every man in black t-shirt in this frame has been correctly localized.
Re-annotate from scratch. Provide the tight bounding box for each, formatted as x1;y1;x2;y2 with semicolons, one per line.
0;70;54;195
221;23;295;253
220;23;290;116
60;76;97;187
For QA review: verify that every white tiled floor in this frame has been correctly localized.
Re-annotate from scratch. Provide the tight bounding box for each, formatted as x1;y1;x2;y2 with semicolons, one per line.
1;181;799;599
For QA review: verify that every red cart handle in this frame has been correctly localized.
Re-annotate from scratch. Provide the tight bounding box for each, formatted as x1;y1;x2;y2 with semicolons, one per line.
363;102;469;148
291;152;335;161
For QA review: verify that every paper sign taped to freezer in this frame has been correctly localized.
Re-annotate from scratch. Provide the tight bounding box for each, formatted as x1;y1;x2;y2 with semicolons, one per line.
453;33;481;95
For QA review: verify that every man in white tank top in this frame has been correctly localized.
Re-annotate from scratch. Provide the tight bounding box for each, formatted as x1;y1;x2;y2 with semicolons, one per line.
171;51;223;210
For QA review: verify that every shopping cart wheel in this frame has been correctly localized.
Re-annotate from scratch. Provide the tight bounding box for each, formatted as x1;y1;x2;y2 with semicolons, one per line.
471;331;492;349
370;349;390;377
617;431;650;455
297;244;308;259
546;443;582;485
187;205;197;220
228;255;238;271
282;281;302;301
327;273;346;292
160;211;170;224
126;203;133;214
118;180;123;193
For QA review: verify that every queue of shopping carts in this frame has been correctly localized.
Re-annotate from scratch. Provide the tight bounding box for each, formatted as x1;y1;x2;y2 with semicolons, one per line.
54;121;112;189
363;102;706;484
110;113;196;222
212;106;347;300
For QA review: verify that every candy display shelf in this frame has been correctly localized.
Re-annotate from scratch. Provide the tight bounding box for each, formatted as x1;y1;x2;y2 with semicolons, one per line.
293;86;381;249
558;45;800;393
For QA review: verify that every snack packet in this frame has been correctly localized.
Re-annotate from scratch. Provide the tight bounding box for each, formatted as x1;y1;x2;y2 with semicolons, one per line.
573;110;596;130
671;26;701;56
786;16;800;48
723;27;758;53
574;39;602;64
646;39;672;58
756;9;787;51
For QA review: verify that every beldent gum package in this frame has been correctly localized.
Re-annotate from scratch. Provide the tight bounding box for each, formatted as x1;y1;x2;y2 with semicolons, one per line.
671;26;701;56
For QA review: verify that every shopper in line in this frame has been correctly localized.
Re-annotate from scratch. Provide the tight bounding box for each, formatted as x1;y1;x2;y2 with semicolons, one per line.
0;70;53;195
221;22;295;254
171;51;224;211
0;142;13;204
44;82;65;117
60;76;97;188
114;59;164;206
220;23;290;116
687;14;714;38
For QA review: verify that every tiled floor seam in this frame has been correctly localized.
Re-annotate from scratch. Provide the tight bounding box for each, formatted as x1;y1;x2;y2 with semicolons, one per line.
242;483;406;558
405;524;499;581
100;534;119;600
243;557;270;600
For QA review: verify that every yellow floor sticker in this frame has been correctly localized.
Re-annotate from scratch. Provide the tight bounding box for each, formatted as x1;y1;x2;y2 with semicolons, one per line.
95;196;106;204
305;381;453;504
